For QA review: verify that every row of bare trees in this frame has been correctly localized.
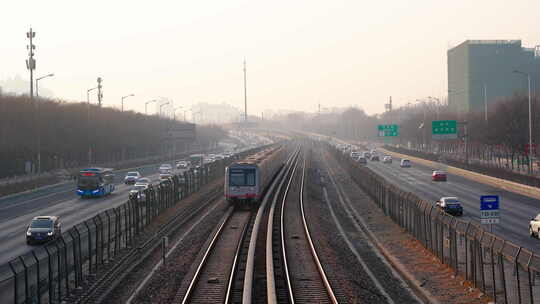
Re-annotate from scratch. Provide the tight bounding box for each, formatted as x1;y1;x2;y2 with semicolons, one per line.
0;95;227;178
266;94;539;171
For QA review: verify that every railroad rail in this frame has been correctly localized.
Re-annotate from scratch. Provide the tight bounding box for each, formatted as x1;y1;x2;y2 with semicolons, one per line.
267;151;338;303
177;207;251;303
178;147;300;304
71;188;223;304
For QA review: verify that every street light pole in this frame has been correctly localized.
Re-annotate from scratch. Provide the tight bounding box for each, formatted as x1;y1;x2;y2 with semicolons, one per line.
121;94;135;112
34;73;54;173
514;70;534;172
145;99;157;115
86;87;98;165
36;73;54;97
243;59;247;122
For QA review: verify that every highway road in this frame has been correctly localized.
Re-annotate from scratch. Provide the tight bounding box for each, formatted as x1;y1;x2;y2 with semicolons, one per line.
365;155;540;253
0;162;184;266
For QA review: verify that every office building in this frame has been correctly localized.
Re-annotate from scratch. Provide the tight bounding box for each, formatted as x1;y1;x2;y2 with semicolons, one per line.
448;40;540;114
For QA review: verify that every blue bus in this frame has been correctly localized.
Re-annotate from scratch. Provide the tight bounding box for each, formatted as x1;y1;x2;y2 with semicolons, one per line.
76;168;116;197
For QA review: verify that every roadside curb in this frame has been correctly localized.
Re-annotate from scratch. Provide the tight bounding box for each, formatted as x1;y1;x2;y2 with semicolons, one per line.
379;147;540;200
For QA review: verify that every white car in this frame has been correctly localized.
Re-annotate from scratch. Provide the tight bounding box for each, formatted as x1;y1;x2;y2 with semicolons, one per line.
400;159;411;168
124;171;141;185
130;184;149;202
530;214;540;238
159;164;173;174
382;156;392;164
176;161;189;169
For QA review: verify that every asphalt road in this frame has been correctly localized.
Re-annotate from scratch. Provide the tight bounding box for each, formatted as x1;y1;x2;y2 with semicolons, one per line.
0;162;185;265
365;156;540;253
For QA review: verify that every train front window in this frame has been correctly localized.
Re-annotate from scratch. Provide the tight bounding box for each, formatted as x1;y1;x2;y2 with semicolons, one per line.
229;169;256;186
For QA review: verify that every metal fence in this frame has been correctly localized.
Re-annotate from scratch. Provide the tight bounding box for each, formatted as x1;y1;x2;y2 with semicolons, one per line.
0;144;273;304
331;145;540;304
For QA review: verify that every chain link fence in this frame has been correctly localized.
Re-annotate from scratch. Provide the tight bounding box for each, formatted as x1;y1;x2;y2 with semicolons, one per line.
331;145;540;304
0;144;273;304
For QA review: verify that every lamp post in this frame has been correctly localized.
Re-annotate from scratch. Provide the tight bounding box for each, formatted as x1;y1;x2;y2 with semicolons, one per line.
87;87;98;104
34;73;54;173
513;70;533;172
145;99;157;115
86;87;98;165
121;94;135;112
36;73;54;97
159;102;170;117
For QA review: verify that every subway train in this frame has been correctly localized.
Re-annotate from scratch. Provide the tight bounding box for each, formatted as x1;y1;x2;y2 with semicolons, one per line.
225;146;286;207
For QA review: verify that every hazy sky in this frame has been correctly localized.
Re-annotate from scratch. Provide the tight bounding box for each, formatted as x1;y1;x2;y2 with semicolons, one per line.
2;0;539;117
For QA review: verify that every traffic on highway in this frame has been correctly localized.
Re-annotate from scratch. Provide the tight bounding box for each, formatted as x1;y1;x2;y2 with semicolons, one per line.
337;142;540;254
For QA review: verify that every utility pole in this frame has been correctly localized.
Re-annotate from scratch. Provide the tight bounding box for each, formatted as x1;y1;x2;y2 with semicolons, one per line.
26;28;36;99
97;77;103;107
243;59;247;122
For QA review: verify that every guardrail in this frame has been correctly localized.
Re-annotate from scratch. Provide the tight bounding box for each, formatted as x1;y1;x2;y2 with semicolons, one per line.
330;144;540;304
0;144;276;304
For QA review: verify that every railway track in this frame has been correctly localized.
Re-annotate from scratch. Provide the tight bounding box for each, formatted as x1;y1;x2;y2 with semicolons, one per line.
71;188;223;304
173;147;300;303
175;207;252;304
267;150;338;303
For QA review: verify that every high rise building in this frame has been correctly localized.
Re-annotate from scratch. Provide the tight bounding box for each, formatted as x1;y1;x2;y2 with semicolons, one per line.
447;40;540;114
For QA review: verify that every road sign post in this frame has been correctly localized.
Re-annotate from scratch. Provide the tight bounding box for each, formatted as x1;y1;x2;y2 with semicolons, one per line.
378;124;399;137
432;120;457;140
480;195;500;232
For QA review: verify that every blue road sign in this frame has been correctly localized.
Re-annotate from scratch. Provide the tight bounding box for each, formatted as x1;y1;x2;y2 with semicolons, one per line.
480;195;499;211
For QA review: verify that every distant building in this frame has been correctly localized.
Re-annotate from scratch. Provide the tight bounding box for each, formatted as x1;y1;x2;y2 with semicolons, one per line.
447;40;540;114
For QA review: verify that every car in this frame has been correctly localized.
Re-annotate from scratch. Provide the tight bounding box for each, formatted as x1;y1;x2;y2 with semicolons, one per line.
382;156;392;164
435;197;463;216
530;214;540;238
370;155;380;161
159;173;172;181
137;177;152;185
159;164;173;174
26;216;61;245
400;159;411;167
124;171;141;185
350;151;361;160
176;161;189;169
432;170;447;181
129;184;149;202
357;157;368;165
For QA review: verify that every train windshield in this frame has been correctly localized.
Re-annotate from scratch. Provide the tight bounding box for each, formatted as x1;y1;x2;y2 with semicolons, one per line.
229;168;256;187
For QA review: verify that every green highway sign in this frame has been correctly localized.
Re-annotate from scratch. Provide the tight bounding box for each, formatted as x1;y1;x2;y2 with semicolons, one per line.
378;124;399;137
432;120;457;140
